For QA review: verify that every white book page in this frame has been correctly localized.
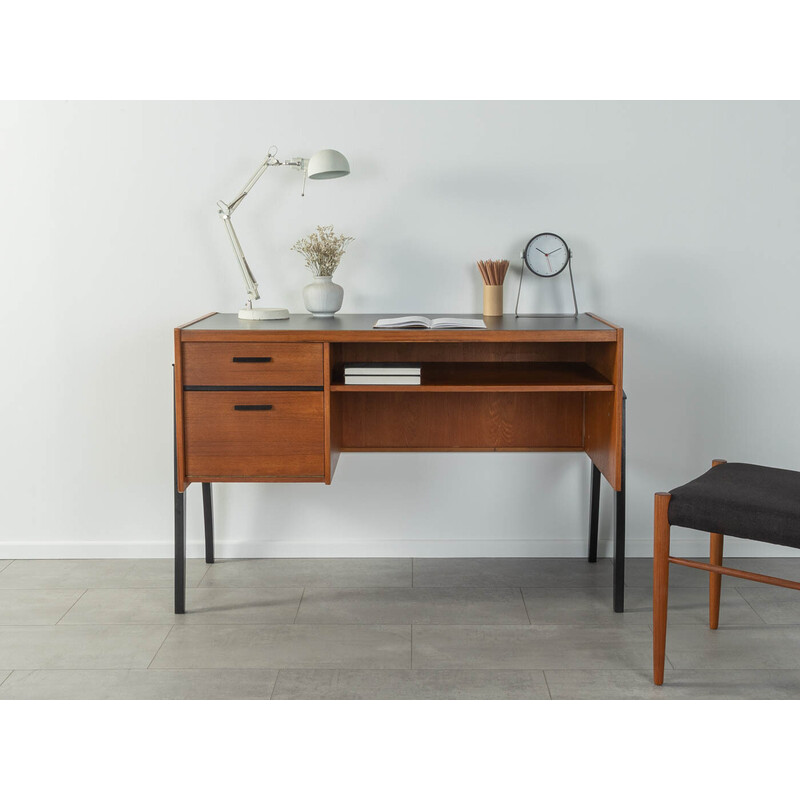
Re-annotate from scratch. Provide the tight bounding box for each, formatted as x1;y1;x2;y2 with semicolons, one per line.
374;316;432;328
431;318;487;329
344;375;421;384
345;365;422;375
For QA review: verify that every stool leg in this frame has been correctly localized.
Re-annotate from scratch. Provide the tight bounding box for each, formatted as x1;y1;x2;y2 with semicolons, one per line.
709;533;723;629
653;492;671;686
708;459;727;630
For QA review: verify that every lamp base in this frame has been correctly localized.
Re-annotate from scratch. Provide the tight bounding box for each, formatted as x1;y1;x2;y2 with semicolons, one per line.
238;307;290;320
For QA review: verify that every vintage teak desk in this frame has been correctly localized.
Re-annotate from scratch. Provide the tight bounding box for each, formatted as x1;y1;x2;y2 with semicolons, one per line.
173;313;626;613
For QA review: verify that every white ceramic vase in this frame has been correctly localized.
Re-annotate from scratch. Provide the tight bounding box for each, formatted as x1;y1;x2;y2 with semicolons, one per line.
303;275;344;317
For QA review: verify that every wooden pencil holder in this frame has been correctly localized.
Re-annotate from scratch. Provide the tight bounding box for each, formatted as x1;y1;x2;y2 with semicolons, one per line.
483;285;503;316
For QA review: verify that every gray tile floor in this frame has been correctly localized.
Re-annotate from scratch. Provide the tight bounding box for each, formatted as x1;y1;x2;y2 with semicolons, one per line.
1;557;800;699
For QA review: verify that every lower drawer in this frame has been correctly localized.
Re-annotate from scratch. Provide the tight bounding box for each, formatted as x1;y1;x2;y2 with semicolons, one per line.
184;391;325;480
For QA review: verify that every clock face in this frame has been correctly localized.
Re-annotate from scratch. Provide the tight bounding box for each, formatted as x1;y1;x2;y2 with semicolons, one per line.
523;233;570;277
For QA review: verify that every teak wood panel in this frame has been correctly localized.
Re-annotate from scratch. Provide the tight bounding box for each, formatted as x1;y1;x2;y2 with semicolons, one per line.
328;343;345;483
422;361;609;389
183;390;325;480
338;392;584;450
177;312;218;329
323;343;340;484
332;342;588;371
174;329;188;491
182;342;323;386
584;334;623;490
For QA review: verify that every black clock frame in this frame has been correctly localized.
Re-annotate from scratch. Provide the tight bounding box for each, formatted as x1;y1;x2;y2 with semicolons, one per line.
523;232;571;278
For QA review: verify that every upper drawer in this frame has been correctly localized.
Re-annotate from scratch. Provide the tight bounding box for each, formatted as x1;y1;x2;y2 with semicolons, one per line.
182;342;323;386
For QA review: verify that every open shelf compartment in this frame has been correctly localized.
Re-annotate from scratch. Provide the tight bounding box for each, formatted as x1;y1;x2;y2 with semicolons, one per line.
332;361;613;392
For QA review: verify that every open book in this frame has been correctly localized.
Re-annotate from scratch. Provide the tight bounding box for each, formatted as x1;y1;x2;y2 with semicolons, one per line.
374;316;487;330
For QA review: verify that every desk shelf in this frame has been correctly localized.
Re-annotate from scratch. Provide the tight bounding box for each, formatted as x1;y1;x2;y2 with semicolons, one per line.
332;362;613;393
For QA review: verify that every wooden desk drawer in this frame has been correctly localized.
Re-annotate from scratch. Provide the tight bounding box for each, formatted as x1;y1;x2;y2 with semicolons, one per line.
184;391;325;479
182;342;323;386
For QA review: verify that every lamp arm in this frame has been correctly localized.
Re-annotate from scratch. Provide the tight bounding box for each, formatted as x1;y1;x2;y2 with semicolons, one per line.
220;214;260;302
216;155;278;304
223;157;274;215
221;153;306;215
216;147;308;309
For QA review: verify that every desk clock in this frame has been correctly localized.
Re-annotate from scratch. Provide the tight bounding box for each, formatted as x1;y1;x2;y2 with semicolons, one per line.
515;231;578;317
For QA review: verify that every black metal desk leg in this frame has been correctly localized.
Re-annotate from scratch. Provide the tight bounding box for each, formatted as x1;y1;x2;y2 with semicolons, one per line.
613;392;627;612
173;365;186;614
202;482;214;564
175;484;186;614
588;462;600;563
613;478;625;612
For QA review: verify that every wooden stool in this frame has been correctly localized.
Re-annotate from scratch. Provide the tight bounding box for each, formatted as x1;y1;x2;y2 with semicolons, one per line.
653;459;800;685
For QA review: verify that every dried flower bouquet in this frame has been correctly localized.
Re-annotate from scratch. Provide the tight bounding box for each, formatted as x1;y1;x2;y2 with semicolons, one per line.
291;225;355;277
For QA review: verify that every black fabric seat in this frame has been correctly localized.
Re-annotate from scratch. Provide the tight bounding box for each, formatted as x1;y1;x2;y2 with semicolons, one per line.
669;462;800;549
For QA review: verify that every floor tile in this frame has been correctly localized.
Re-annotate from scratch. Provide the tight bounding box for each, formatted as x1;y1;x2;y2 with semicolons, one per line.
199;558;412;588
0;589;84;625
522;587;763;627
272;669;550;700
734;585;800;625
151;624;411;669
665;624;800;669
413;558;613;588
545;669;800;700
412;624;653;670
60;588;303;625
625;557;800;589
0;669;278;700
295;588;529;625
0;625;171;670
0;559;208;589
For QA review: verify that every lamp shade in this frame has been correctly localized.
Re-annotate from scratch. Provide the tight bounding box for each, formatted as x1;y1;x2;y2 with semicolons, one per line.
307;149;350;180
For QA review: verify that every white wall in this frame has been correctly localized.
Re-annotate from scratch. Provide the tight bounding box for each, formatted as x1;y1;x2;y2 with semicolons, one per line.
1;101;799;559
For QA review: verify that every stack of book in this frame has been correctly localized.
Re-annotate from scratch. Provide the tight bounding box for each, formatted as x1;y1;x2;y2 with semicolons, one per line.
344;363;422;385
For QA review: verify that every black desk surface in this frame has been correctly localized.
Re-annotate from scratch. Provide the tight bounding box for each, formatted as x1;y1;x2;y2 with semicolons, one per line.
182;313;616;333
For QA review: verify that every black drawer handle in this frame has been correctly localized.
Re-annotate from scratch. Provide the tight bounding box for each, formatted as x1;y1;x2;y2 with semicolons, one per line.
232;356;272;363
234;404;273;411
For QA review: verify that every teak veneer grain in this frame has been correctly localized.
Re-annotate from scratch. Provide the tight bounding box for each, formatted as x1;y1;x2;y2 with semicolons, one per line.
184;390;325;480
174;328;187;493
584;333;624;490
174;313;623;490
338;392;584;450
182;342;323;386
332;341;590;366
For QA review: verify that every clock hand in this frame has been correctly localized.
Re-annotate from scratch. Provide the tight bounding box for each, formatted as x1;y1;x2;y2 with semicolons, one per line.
545;254;554;274
545;247;562;256
536;247;547;255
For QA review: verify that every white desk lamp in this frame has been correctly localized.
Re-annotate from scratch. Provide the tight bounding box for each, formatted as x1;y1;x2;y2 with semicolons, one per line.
217;146;351;320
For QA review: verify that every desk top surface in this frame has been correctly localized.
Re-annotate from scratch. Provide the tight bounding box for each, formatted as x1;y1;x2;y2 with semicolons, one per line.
182;313;617;333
